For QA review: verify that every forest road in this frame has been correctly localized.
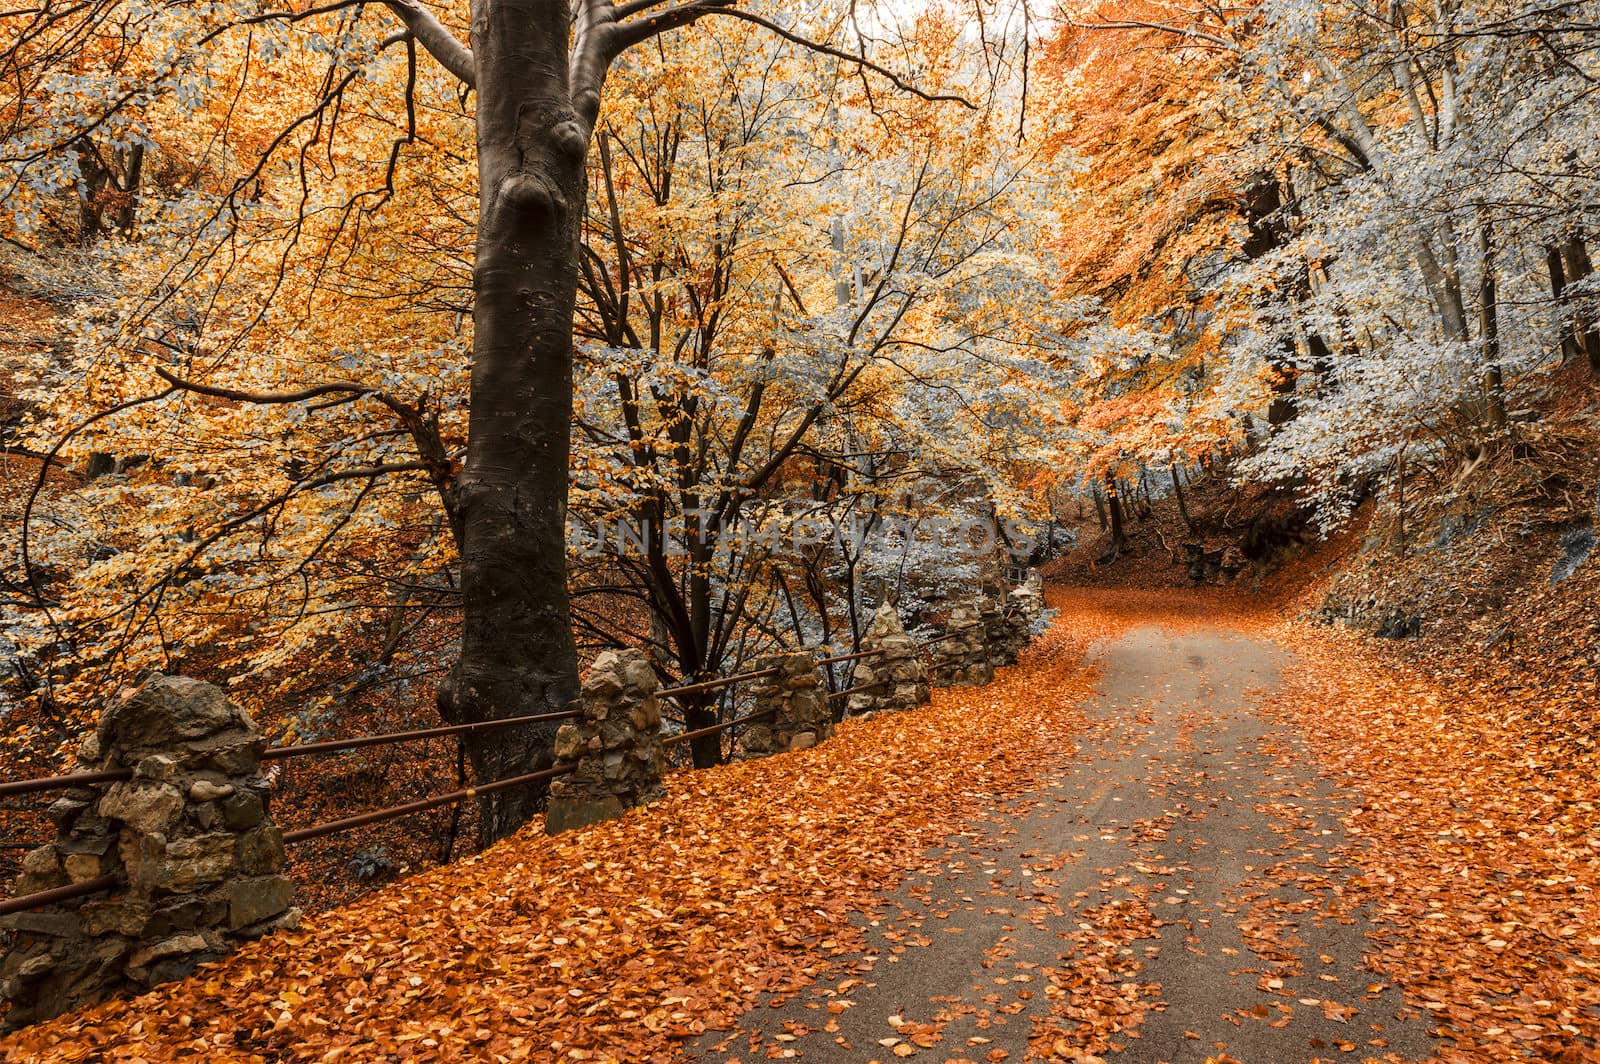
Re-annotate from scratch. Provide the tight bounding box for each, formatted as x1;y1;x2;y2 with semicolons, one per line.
697;625;1437;1064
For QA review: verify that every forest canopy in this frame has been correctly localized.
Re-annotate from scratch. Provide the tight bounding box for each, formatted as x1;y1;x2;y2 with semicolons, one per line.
3;0;1598;836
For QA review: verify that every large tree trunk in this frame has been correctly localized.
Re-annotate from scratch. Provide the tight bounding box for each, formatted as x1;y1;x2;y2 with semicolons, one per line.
437;0;584;843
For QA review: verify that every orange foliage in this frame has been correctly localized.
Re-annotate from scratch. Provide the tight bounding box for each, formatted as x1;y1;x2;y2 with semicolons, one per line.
1041;2;1245;322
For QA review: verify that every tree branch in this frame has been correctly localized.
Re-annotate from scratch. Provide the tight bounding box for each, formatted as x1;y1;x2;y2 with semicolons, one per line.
612;2;976;108
383;0;474;87
152;366;375;404
1064;18;1237;51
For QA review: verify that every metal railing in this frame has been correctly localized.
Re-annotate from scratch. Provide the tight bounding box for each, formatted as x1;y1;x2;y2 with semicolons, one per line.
0;708;586;800
1;618;987;916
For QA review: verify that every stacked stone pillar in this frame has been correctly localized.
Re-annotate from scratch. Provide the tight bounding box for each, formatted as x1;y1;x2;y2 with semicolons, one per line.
981;597;1023;668
1;676;297;1030
544;649;665;835
846;603;932;716
927;601;995;687
738;652;832;758
1009;568;1046;628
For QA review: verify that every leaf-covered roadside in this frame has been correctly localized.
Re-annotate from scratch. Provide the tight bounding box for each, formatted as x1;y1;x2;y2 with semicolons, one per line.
1258;620;1600;1063
0;618;1099;1062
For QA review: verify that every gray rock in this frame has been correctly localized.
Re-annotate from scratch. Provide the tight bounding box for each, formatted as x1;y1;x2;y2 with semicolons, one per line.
125;933;223;984
627;696;660;731
98;676;250;761
98;780;184;833
76;734;102;765
582;655;626;700
78;900;153;938
617;652;658;693
148;893;224;936
226;875;294;930
188;780;234;802
741;724;774;753
545;794;625;835
233;907;301;941
126;932;210;969
235;826;285;876
220;789;264;830
134;754;182;782
1551;523;1595;586
553;723;586;760
161;833;237;892
62;852;110;882
12;954;56;981
45;797;91;830
56;833;113;857
0;912;81;938
16;845;65;895
182;731;263;775
192;802;221;830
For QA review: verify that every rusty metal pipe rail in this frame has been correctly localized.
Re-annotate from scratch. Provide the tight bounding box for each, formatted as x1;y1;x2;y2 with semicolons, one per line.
652;648;887;701
915;624;985;646
0;709;585;800
0;767;130;799
2;621;987;912
3;617;989;801
826;679;889;701
262;708;581;761
281;762;575;845
815;648;885;666
656;667;780;701
0;874;119;918
661;707;778;748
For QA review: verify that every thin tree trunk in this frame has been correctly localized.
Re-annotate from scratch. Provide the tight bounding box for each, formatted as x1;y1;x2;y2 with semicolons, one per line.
1171;464;1196;534
681;691;722;770
1477;209;1506;429
1105;473;1125;553
1091;484;1107;531
1547;246;1582;363
116;143;144;236
1562;237;1600;372
1391;448;1407;558
437;1;584;843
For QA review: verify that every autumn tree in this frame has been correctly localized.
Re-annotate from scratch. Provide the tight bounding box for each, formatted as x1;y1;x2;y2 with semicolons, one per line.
1;1;1046;838
1039;0;1600;529
565;15;1070;764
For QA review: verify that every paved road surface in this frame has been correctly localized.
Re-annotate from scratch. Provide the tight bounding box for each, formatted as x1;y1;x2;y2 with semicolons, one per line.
698;626;1435;1063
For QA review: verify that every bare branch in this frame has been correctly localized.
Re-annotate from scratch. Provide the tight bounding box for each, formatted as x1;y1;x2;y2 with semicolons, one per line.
1064;18;1237;51
152;366;375;404
612;2;977;108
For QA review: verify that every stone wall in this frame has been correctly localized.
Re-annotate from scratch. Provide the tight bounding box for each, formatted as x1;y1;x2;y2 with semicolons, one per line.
544;649;665;835
846;603;932;716
738;652;832;758
926;601;995;687
1010;569;1046;628
1;676;297;1030
978;571;1047;669
981;598;1023;669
